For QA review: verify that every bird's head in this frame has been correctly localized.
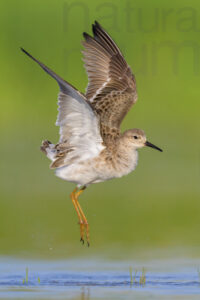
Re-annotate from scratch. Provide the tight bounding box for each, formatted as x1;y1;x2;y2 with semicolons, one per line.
123;129;163;152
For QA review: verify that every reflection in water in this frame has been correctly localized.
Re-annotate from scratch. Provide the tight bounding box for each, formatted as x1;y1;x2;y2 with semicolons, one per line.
80;287;90;300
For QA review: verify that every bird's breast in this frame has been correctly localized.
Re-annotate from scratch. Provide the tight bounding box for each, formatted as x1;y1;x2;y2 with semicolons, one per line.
94;148;138;179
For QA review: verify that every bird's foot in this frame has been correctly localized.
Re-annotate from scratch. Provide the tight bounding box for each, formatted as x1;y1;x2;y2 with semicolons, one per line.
78;221;90;247
79;221;85;244
80;237;84;244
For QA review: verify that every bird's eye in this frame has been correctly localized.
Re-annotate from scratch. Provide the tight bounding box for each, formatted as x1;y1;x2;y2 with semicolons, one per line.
133;136;138;139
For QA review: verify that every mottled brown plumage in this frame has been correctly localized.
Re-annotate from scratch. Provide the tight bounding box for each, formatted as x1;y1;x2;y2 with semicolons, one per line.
82;21;138;143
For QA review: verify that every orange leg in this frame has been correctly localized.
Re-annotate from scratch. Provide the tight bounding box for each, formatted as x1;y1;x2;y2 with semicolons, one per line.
74;187;90;246
70;188;84;243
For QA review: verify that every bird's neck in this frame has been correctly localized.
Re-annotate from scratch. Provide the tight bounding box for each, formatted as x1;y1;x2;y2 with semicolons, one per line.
107;137;138;174
117;137;138;158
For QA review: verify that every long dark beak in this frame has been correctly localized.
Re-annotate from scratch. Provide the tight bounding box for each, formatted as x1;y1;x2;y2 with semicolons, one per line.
145;141;163;152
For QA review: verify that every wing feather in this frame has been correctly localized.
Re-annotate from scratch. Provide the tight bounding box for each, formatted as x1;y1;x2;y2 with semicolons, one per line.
56;92;104;163
82;21;138;138
21;48;105;165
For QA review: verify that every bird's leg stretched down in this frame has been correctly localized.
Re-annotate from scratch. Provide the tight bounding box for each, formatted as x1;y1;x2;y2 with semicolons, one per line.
70;188;84;243
74;186;90;246
70;186;89;246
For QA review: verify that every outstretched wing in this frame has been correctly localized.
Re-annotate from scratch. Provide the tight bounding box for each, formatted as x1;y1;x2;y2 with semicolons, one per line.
21;48;104;165
56;91;104;162
82;21;138;139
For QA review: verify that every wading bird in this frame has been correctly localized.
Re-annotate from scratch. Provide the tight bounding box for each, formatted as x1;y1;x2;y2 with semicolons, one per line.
21;21;162;246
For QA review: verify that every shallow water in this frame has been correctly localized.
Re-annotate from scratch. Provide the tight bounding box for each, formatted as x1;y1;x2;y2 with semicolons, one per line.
0;257;200;299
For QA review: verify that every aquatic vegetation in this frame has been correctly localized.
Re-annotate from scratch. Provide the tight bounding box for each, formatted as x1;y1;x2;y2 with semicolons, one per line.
22;267;28;284
129;266;146;286
139;267;146;286
22;267;40;284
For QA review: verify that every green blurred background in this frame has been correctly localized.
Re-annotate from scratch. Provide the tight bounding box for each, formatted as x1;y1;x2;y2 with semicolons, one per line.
0;0;199;260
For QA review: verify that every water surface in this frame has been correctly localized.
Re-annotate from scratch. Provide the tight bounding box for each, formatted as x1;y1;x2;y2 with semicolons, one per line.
0;257;199;299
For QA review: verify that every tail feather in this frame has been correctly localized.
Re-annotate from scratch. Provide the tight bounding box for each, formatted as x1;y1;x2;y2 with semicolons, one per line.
40;140;68;169
40;140;51;154
40;140;56;161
